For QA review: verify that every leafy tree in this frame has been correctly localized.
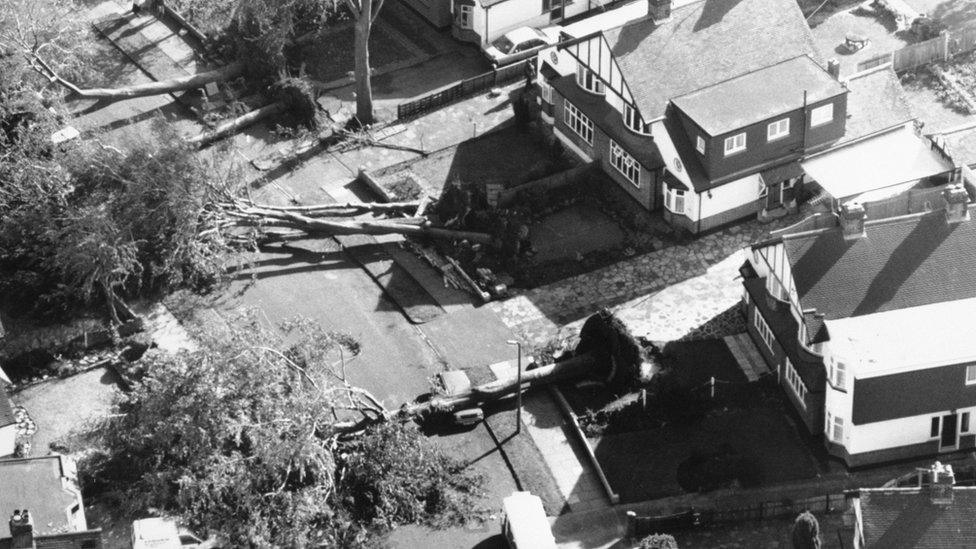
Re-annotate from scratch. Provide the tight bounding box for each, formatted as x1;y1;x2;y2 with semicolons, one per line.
80;313;483;547
0;119;233;322
791;510;822;549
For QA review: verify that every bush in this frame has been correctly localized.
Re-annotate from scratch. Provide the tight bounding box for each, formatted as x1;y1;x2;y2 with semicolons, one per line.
638;533;679;549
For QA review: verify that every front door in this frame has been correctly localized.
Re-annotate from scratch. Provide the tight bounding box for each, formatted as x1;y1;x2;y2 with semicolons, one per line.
941;413;959;450
765;182;783;210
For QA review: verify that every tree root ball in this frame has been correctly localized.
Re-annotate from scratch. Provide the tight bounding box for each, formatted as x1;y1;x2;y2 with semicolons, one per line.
271;77;318;129
575;309;646;388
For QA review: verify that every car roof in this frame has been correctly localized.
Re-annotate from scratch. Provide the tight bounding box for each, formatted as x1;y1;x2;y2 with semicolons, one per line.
504;26;544;43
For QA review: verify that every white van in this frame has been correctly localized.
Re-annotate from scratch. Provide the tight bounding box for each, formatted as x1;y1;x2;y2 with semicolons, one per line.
501;491;557;549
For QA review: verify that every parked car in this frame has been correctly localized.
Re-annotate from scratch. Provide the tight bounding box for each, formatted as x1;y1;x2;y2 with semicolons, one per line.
501;491;556;549
132;517;219;549
483;26;560;67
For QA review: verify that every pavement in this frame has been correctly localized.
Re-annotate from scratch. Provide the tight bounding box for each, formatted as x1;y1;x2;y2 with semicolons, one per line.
490;215;800;350
810;4;909;77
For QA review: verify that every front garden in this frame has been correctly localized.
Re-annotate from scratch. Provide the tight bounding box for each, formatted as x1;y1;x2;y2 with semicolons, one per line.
561;339;820;503
368;93;689;295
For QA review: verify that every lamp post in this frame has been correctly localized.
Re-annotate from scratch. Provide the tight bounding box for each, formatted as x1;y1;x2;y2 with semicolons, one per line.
506;339;522;434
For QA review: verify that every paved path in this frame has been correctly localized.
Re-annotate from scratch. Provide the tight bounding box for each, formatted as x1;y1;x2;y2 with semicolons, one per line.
490;216;799;350
521;392;610;513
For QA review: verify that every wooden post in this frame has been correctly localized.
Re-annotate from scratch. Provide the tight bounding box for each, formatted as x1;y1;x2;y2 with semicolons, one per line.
709;376;715;399
626;511;636;540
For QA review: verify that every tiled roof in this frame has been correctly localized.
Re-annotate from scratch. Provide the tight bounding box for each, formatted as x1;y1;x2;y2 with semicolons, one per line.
839;65;914;146
604;0;822;117
0;456;81;537
0;530;103;549
860;488;976;548
783;205;976;320
662;106;710;192
672;56;845;136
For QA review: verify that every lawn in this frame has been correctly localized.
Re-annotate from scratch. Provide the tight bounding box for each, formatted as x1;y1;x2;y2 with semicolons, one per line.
373;123;559;200
301;21;422;83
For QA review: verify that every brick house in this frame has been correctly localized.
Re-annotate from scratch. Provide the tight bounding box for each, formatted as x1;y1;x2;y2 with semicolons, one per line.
743;185;976;466
0;455;103;549
535;0;851;234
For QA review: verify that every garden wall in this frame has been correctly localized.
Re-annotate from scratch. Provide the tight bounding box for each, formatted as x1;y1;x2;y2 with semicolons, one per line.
498;162;597;206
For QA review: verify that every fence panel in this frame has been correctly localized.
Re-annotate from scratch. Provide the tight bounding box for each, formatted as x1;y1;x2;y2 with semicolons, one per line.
949;26;976;57
396;59;532;120
857;52;893;72
893;36;945;72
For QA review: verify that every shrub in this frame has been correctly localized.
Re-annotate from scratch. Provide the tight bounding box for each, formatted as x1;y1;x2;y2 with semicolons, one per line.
638;533;679;549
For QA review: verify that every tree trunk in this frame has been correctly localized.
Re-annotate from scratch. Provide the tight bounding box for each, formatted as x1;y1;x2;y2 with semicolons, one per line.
186;102;286;146
353;0;374;125
55;62;245;101
234;208;493;243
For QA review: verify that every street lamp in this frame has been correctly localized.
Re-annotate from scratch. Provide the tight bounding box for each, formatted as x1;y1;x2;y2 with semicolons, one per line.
506;339;522;434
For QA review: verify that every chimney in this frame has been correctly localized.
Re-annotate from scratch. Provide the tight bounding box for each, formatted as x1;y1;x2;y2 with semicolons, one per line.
840;202;866;240
9;509;35;549
648;0;672;21
827;58;841;79
944;183;969;224
926;461;955;505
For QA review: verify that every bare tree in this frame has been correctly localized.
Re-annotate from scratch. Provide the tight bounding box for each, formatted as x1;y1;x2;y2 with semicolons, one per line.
344;0;385;125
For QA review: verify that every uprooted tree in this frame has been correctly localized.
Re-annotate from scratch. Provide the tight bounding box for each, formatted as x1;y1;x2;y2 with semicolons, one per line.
80;312;484;547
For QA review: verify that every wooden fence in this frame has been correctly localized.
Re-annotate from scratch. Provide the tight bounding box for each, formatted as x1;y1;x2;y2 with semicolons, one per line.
396;59;531;120
627;493;844;538
856;27;976;73
862;183;952;220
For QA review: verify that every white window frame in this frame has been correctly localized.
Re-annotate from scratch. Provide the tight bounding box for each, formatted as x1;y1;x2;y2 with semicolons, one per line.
828;357;847;391
766;275;788;302
967;365;976;385
609;140;641;188
767;118;790;141
724;132;746;156
575;65;605;95
664;185;686;215
830;415;844;443
810;103;834;127
456;5;473;29
623;104;649;135
563;101;593;145
696;135;705;154
539;80;553;103
784;358;807;407
753;311;775;353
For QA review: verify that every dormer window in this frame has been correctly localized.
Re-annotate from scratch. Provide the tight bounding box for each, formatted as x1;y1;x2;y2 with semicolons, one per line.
623;104;650;135
724;132;746;156
576;65;604;95
696;136;705;154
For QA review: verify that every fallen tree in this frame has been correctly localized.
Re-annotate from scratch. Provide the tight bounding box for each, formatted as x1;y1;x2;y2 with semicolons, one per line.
30;57;246;101
219;200;494;244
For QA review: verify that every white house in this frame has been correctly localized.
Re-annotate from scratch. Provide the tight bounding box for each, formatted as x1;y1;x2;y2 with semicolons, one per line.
451;0;622;45
743;184;976;466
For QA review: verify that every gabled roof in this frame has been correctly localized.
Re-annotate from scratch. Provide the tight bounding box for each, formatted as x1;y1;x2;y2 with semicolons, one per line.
672;55;846;136
603;0;822;117
783;205;976;321
859;487;976;548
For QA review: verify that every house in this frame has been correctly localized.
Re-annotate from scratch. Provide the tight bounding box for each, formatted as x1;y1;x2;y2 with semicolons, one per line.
452;0;627;45
0;455;103;549
742;184;976;466
847;462;976;548
536;0;850;234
